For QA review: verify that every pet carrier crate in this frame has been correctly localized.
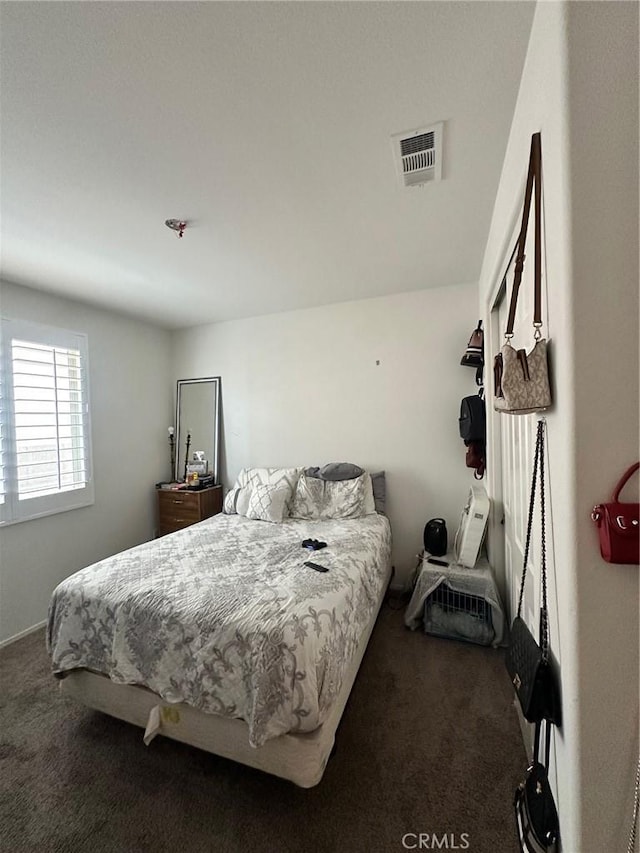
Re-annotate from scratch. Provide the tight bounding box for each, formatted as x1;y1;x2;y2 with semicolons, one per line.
423;582;495;646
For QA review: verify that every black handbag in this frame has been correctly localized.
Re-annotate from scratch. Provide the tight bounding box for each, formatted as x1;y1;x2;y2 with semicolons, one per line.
459;393;486;443
507;616;560;725
514;720;559;853
505;420;561;726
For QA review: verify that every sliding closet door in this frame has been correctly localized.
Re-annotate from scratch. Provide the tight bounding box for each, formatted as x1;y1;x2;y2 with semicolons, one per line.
497;242;540;630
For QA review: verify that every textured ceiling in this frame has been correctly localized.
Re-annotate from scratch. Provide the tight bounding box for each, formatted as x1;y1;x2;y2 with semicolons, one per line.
0;2;534;329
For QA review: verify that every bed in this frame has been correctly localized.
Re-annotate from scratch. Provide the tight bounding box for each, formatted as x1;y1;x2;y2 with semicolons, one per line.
47;466;392;787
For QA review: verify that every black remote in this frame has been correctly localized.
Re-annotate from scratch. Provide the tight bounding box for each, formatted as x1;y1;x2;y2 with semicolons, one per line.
303;561;329;573
427;557;449;567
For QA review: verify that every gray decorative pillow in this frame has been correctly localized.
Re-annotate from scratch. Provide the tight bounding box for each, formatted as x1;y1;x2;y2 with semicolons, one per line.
370;471;386;514
304;462;365;481
291;472;368;520
246;484;288;523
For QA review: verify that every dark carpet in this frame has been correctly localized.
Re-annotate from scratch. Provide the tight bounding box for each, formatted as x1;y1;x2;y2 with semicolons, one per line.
0;603;525;853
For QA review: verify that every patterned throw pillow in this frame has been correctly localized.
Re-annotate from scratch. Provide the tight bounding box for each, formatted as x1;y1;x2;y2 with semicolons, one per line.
290;475;323;519
362;473;376;515
291;472;368;520
223;487;240;514
236;467;303;516
246;484;289;523
223;485;258;516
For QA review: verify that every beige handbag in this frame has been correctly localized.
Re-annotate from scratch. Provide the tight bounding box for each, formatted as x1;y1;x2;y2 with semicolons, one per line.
494;133;552;415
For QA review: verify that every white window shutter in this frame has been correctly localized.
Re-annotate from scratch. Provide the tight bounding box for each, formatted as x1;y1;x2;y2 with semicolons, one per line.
0;318;94;525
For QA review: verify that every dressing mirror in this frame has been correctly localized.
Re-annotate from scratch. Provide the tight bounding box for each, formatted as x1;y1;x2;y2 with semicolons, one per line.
175;377;221;484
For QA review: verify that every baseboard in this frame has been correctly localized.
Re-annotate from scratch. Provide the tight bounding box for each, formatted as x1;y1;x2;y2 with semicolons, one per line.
0;619;47;650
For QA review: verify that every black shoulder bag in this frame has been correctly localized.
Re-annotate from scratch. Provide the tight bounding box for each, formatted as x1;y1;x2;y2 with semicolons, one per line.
459;390;486;479
514;719;560;853
459;392;486;444
505;420;561;726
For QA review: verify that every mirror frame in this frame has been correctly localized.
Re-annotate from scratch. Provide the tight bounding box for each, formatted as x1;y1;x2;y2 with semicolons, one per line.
175;376;221;484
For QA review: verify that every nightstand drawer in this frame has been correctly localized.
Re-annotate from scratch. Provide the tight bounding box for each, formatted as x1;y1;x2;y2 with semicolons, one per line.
157;491;200;511
159;517;197;535
159;500;200;521
159;506;201;527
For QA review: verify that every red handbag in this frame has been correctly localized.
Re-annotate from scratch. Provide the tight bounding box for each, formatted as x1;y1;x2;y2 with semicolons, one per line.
591;463;639;564
465;440;485;480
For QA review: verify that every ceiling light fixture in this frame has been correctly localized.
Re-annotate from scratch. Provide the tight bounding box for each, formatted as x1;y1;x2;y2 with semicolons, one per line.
165;219;187;238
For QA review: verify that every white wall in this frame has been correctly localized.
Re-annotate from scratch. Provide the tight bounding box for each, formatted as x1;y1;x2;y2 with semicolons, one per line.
566;4;639;850
0;280;173;644
479;3;639;851
173;284;480;585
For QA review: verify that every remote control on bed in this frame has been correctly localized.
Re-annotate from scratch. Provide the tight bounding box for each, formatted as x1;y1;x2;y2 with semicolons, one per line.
303;561;329;573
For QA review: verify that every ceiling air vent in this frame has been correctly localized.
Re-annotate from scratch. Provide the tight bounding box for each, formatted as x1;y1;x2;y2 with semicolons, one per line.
391;122;443;187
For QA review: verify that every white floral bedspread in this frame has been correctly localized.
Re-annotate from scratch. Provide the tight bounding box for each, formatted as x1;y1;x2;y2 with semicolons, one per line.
47;513;391;746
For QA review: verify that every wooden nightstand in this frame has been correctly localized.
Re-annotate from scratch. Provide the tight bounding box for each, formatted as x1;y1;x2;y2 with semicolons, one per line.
157;485;223;536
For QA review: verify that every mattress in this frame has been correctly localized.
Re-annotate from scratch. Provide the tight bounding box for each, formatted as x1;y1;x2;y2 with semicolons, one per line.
58;572;388;788
48;513;392;747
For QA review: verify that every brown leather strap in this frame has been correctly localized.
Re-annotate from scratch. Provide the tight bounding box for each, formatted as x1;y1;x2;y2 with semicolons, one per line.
533;133;542;326
505;132;543;337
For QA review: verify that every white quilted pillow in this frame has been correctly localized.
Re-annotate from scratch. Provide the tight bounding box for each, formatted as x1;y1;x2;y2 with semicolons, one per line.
246;483;289;523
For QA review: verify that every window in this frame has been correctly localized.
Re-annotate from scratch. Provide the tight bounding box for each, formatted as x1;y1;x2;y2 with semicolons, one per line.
0;318;94;525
